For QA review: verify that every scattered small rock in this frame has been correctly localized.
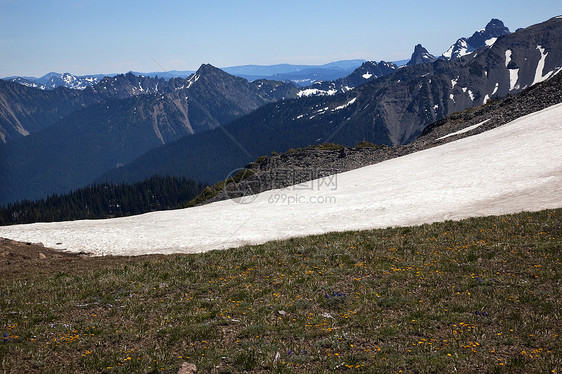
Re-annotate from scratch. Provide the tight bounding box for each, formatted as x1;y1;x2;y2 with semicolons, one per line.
177;362;197;374
278;310;287;316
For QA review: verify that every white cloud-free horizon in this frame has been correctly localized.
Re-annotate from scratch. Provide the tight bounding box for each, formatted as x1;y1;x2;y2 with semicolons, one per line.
1;103;561;256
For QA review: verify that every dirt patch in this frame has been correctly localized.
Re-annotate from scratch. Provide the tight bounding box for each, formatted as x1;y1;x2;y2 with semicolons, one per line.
0;237;82;260
0;237;177;280
0;237;85;278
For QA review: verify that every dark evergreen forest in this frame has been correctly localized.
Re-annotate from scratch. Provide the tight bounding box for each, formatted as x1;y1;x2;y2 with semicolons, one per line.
0;175;205;225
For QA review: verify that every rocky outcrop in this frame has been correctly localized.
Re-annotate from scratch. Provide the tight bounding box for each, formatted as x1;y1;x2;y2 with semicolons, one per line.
406;44;437;66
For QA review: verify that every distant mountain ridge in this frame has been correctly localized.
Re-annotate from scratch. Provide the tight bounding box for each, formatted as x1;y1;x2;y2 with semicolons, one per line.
3;59;413;92
4;72;109;90
2;60;368;90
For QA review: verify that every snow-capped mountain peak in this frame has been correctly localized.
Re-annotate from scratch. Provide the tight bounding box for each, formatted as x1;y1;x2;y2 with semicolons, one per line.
442;19;511;60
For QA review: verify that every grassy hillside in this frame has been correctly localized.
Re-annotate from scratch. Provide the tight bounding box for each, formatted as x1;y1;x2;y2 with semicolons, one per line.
1;209;560;373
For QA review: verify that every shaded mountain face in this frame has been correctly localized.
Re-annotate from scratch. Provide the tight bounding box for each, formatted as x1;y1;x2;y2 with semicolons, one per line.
0;80;101;143
406;44;437;66
96;16;562;190
442;19;511;60
0;95;196;204
0;65;297;203
0;65;296;144
0;74;172;143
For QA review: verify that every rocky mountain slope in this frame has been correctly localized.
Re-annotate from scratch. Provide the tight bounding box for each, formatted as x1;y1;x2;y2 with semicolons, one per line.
0;65;296;144
0;66;296;204
0;73;178;143
0;80;99;143
192;70;562;205
291;16;562;144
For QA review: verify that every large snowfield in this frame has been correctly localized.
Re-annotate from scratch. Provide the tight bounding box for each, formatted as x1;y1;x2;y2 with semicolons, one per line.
1;103;562;256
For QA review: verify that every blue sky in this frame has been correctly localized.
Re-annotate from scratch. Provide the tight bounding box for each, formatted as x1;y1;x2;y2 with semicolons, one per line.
1;0;560;77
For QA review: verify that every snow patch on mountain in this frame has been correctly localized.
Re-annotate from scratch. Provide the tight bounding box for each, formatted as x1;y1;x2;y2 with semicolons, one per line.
186;74;200;89
509;69;520;91
297;88;338;97
437;119;491;140
451;78;458;89
531;45;558;86
333;97;357;111
505;50;513;67
505;50;520;91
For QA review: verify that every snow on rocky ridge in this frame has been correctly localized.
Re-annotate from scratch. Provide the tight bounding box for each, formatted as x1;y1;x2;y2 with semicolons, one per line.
1;103;561;256
442;19;511;60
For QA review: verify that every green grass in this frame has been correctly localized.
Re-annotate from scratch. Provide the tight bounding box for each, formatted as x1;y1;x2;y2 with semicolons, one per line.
1;209;561;373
